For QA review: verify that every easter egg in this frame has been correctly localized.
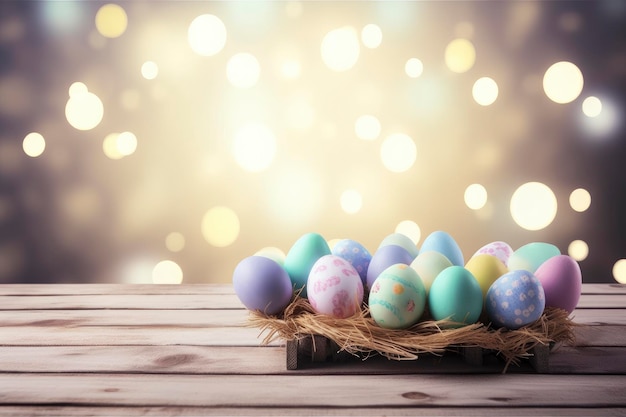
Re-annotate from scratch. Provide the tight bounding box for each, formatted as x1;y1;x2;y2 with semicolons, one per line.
428;266;482;327
465;254;509;298
378;233;419;259
254;246;286;266
284;233;331;298
307;255;364;318
507;242;560;273
331;239;372;286
486;270;545;330
368;264;426;329
366;245;414;290
534;255;582;313
420;231;464;267
232;256;293;315
409;250;452;295
472;241;513;266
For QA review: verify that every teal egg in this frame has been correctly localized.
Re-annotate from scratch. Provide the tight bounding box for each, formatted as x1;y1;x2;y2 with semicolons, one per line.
378;233;419;259
420;231;464;267
428;266;483;327
284;233;331;298
507;242;560;273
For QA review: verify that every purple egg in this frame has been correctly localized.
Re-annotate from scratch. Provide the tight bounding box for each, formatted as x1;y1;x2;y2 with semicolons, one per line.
233;256;293;315
534;255;582;314
366;245;413;290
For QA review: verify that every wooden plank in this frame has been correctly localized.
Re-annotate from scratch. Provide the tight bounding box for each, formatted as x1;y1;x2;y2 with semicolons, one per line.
0;284;235;296
574;325;626;347
1;374;625;407
582;283;626;295
574;294;626;308
0;406;624;417
549;346;626;374
571;309;626;325
0;294;245;310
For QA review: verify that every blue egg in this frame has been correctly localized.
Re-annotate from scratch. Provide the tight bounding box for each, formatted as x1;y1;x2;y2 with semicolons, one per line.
486;270;546;330
331;239;372;286
420;231;464;267
366;245;414;290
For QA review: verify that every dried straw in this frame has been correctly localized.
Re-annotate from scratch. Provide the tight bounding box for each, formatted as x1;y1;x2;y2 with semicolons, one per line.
248;295;576;369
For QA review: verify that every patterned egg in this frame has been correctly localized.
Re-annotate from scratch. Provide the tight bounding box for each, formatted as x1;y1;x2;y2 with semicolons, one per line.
409;250;452;295
368;264;426;329
486;270;545;330
233;256;293;316
307;255;364;318
472;241;513;266
420;231;464;267
378;233;419;259
534;255;582;313
507;242;560;273
366;245;414;290
428;266;482;327
465;254;508;298
284;233;331;298
331;239;372;286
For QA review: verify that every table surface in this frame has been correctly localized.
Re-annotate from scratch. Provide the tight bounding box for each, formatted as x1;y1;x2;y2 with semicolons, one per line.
0;283;624;416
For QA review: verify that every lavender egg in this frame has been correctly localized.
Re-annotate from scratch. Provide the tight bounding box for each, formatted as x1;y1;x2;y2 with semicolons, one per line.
233;256;293;315
534;255;582;314
366;245;414;290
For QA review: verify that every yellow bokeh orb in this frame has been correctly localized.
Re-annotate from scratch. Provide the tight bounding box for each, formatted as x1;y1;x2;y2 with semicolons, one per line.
95;3;128;39
23;132;46;157
201;206;240;247
543;61;584;104
152;260;183;284
510;182;558;231
444;38;475;73
613;259;626;284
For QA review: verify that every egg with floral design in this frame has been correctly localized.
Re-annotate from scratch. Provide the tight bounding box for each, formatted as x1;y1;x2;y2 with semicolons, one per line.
307;255;364;318
486;270;545;330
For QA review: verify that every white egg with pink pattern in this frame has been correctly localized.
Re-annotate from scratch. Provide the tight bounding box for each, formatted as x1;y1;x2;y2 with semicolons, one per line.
307;255;364;318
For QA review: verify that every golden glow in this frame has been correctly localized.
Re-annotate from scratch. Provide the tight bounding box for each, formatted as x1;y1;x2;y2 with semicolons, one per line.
568;239;589;261
265;164;322;225
188;14;227;56
102;133;123;160
141;61;158;80
569;188;591;212
22;132;45;157
582;96;602;118
232;123;276;172
380;133;416;173
226;53;261;89
95;4;128;39
510;182;558;231
361;24;382;49
201;206;240;247
152;260;183;284
255;246;286;265
472;77;498;106
321;26;360;72
355;115;381;140
464;183;488;210
340;189;362;214
613;259;626;284
395;220;421;245
405;58;424;78
543;61;584;104
285;98;315;130
444;38;475;73
117;131;137;156
65;84;103;131
165;232;186;252
280;59;301;79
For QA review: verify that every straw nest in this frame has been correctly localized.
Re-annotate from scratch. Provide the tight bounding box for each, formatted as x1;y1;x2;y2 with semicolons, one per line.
248;295;576;369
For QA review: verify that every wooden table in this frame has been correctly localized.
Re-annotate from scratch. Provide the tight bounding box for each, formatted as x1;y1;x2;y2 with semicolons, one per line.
0;283;624;416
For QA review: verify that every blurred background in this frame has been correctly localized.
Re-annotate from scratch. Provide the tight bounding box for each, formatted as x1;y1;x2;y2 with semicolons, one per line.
0;1;624;285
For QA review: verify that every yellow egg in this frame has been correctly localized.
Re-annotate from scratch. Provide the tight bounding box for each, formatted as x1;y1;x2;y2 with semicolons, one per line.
465;254;508;298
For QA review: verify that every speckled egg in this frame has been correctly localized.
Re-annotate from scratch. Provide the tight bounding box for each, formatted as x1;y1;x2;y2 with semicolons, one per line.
472;241;513;266
428;266;482;327
233;256;293;316
284;233;331;298
409;250;453;295
368;264;426;329
507;242;560;273
486;270;546;330
366;245;414;290
420;231;464;267
331;239;372;286
307;255;364;318
534;255;582;314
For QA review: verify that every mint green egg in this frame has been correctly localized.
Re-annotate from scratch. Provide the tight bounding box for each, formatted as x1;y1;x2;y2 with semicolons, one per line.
507;242;560;273
428;266;483;328
284;233;331;298
410;250;453;295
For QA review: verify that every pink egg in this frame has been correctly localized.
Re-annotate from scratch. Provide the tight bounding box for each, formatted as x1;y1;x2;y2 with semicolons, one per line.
473;241;513;266
307;255;364;318
534;255;582;313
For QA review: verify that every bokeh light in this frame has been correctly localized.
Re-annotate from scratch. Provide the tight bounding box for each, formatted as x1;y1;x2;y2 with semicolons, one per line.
405;58;424;78
361;24;382;49
117;131;138;157
380;133;416;173
232;123;276;172
613;259;626;284
570;188;591;212
103;133;123;160
568;240;589;261
395;220;421;245
510;182;558;231
472;77;498;106
582;96;602;118
95;4;128;39
355;115;381;140
340;189;363;214
444;38;476;73
321;26;360;72
22;132;45;158
582;96;620;137
226;53;261;89
464;183;488;210
543;61;584;104
141;61;159;80
188;14;227;56
65;84;104;130
165;232;186;253
201;206;240;248
152;260;183;284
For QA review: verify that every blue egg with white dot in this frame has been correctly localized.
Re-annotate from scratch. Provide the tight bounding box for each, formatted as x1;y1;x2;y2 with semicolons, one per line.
331;239;371;286
486;270;546;330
